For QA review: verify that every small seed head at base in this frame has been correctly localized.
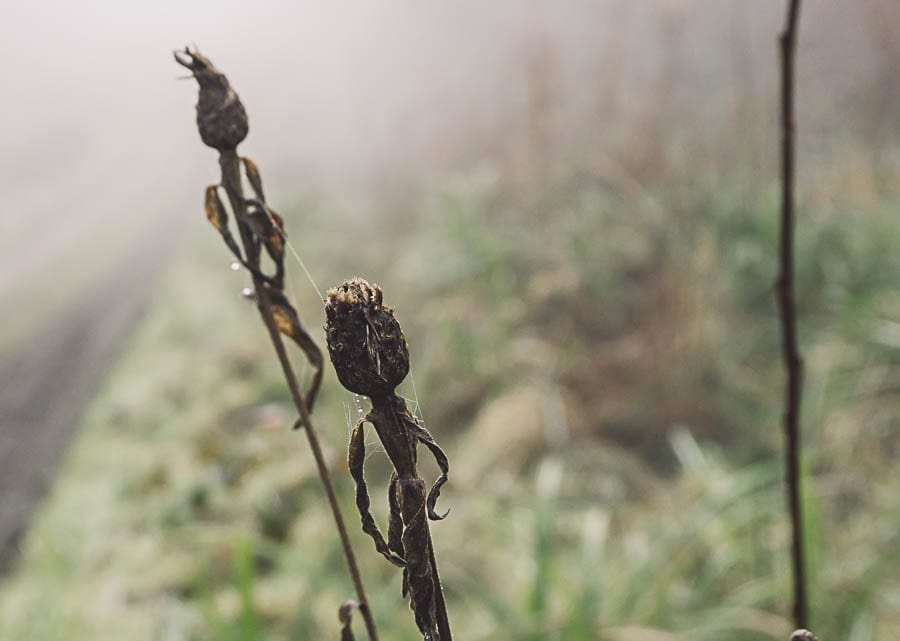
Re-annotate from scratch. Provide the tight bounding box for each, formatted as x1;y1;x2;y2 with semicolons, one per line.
789;630;819;641
174;47;249;151
325;278;409;398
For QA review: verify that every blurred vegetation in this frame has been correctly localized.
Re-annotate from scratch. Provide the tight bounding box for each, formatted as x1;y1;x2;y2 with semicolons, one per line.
1;140;897;640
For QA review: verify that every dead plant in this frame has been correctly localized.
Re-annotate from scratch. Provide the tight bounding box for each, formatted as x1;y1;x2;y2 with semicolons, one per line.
174;47;380;641
325;278;453;641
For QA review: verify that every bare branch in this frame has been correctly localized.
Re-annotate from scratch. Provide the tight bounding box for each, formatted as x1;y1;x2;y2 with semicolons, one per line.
776;1;809;630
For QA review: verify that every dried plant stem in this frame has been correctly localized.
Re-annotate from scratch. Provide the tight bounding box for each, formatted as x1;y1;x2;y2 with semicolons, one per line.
427;522;452;641
376;401;452;641
220;152;381;641
777;0;808;630
325;279;452;641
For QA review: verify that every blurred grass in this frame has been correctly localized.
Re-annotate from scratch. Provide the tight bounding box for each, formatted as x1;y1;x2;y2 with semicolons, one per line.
0;140;898;641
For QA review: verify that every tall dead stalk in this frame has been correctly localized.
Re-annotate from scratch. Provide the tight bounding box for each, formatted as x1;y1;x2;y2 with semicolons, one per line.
174;48;381;641
776;0;808;630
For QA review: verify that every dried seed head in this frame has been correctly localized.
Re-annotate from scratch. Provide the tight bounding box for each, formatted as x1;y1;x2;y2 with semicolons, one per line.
325;278;409;398
174;47;249;151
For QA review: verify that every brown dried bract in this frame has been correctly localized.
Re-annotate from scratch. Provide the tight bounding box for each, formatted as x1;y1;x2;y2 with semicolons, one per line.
242;156;266;202
269;290;323;411
203;185;243;260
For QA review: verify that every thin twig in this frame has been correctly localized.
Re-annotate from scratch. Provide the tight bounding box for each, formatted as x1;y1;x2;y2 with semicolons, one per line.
219;152;381;641
776;0;808;629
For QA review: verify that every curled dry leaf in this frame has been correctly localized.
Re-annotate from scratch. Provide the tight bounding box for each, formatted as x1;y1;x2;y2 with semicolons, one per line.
203;184;280;288
269;290;323;412
242;156;266;202
348;420;406;567
239;157;286;277
243;201;285;288
203;185;244;262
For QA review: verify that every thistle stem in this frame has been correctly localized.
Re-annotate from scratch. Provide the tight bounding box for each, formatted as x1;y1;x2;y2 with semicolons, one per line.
220;152;381;641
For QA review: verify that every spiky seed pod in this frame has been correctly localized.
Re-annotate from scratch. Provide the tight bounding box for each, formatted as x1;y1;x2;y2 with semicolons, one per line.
324;278;410;398
174;47;248;151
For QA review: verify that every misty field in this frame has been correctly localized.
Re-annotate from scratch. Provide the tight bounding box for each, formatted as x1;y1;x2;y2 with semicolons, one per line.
0;2;898;641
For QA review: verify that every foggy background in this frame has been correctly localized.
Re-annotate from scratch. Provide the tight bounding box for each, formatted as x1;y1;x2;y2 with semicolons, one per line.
2;0;895;236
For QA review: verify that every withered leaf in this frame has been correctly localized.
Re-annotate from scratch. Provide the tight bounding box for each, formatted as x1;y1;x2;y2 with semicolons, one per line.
243;201;286;288
387;472;405;562
242;156;266;202
204;184;226;231
268;290;323;412
406;416;450;521
349;420;406;568
204;185;245;263
259;206;285;263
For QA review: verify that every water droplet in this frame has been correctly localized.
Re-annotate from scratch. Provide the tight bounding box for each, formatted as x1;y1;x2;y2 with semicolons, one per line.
230;261;241;271
241;287;253;297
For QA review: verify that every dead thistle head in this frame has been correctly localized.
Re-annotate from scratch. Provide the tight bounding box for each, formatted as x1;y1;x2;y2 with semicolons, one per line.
324;278;409;398
174;46;249;151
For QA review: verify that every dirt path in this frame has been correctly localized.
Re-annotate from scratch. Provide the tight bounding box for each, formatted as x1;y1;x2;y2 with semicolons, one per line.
0;224;178;575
